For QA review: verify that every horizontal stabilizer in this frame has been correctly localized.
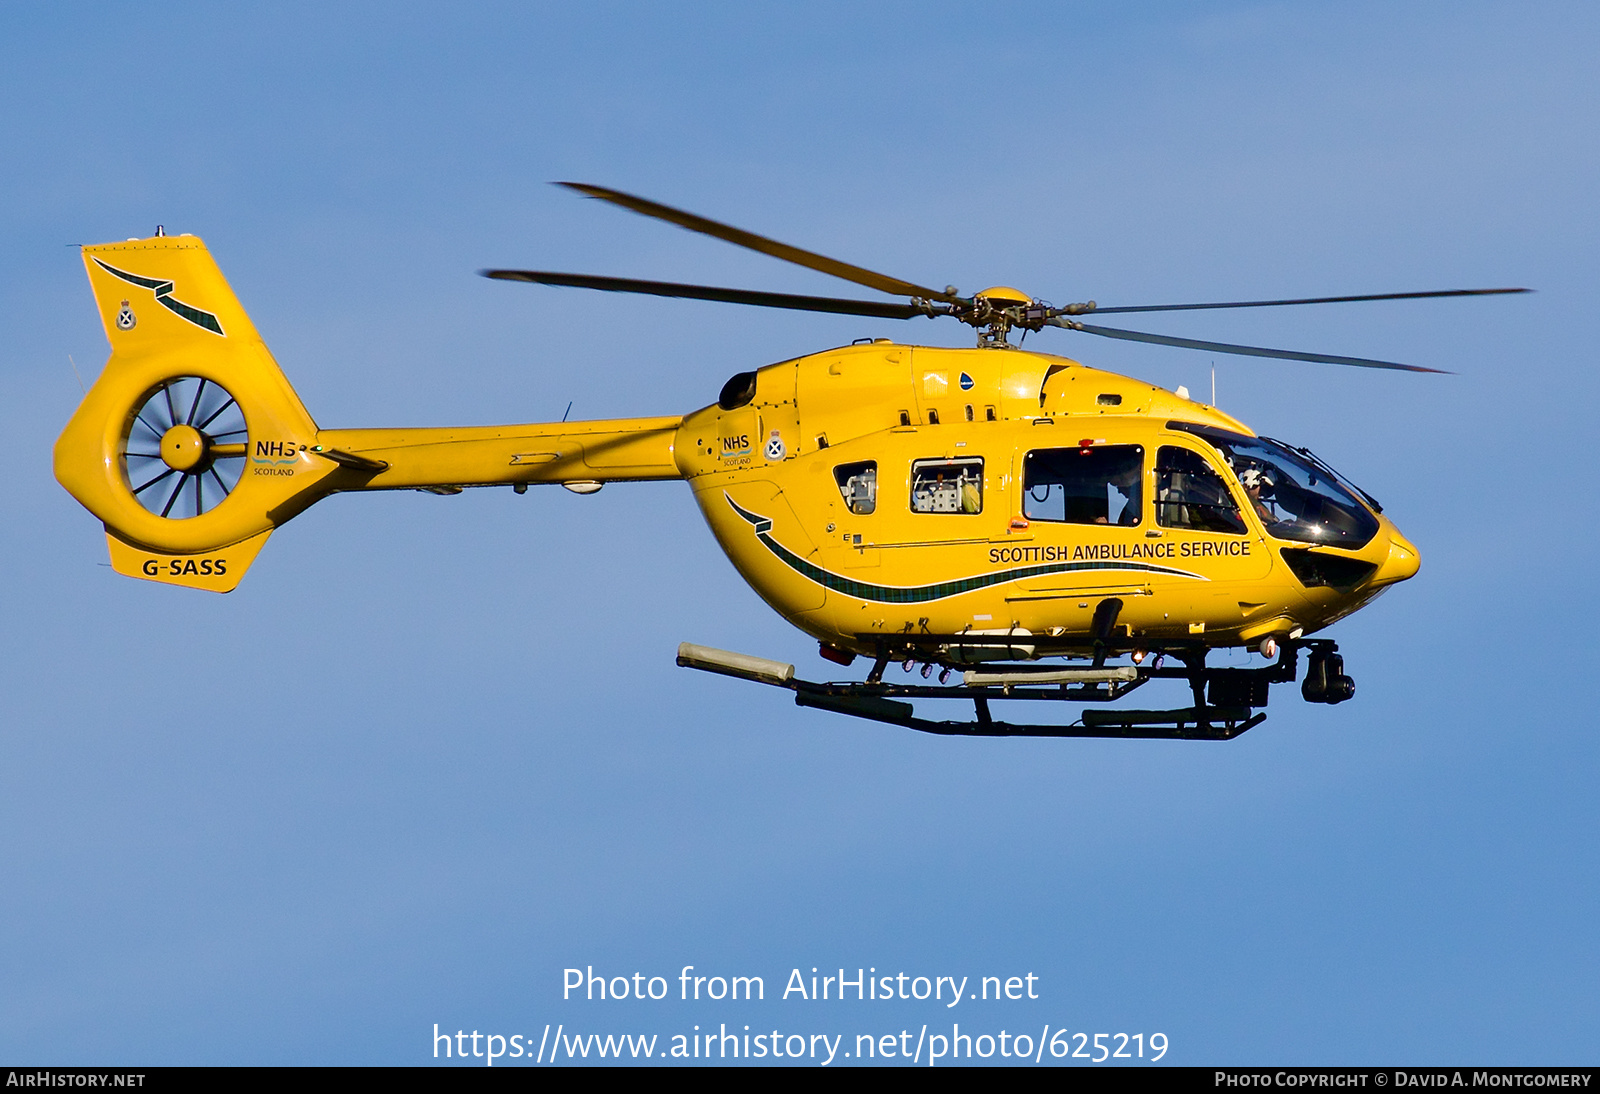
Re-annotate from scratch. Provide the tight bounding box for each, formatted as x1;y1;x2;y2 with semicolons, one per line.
310;447;389;472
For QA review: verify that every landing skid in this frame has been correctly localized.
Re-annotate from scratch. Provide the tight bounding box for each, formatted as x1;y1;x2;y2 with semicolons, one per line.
675;641;1323;740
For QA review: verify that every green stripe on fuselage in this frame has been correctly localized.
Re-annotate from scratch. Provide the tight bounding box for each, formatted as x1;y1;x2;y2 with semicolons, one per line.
724;494;1203;605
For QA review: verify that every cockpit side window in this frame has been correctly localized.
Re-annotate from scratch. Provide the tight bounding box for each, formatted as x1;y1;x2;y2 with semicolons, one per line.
910;457;983;514
1156;445;1246;534
1024;445;1142;526
833;461;877;515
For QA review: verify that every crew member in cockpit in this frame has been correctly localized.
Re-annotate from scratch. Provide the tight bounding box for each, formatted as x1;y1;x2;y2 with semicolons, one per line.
1238;467;1275;523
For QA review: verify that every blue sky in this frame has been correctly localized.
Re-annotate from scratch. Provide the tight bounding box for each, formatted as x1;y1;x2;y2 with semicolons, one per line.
1;1;1596;1065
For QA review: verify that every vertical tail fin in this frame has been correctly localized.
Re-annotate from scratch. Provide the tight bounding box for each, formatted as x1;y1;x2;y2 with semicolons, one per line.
56;233;334;591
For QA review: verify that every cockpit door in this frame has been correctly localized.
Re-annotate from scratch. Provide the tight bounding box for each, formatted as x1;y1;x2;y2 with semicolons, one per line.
1153;440;1272;579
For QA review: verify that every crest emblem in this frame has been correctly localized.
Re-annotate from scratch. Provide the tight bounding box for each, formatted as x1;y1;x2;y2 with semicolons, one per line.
959;371;974;390
763;430;786;461
115;300;137;330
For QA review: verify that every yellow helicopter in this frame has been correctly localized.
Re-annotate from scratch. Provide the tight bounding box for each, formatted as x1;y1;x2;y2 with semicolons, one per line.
53;185;1526;740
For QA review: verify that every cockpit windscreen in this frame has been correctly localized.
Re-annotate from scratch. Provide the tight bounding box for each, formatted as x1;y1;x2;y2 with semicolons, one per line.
1172;424;1380;549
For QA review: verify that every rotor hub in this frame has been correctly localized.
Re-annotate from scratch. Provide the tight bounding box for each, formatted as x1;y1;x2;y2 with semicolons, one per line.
160;424;209;472
966;288;1040;347
973;286;1031;306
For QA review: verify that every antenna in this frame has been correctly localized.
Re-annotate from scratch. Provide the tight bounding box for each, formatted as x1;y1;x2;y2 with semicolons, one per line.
562;400;573;422
1210;361;1216;407
68;354;86;394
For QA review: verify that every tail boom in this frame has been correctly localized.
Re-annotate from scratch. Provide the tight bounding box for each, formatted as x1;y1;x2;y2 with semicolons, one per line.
312;415;683;489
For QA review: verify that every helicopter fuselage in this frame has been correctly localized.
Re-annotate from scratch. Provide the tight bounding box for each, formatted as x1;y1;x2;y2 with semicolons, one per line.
671;340;1418;662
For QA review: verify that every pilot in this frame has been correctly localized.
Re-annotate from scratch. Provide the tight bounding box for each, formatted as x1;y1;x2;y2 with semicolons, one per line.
1238;467;1275;522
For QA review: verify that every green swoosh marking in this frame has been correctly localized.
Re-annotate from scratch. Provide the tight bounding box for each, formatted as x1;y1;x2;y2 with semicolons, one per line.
725;494;1204;604
93;257;225;336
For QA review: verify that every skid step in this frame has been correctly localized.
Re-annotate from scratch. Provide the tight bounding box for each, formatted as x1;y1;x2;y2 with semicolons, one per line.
1083;705;1247;728
1082;705;1265;740
794;690;914;722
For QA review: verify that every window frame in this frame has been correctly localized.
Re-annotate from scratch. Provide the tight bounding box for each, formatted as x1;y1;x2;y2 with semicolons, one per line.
908;456;985;516
1165;423;1381;549
1154;441;1249;536
832;460;878;516
1021;443;1145;528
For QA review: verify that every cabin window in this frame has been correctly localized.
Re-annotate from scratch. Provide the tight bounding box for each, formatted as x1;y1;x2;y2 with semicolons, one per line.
910;457;983;514
833;461;877;515
1024;445;1142;526
1156;446;1246;534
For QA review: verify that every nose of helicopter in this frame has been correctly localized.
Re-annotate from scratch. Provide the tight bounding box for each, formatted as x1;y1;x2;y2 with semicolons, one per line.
1369;528;1421;587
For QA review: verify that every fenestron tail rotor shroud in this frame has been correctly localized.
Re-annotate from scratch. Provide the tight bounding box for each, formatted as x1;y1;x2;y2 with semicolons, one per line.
124;376;247;519
480;182;1530;367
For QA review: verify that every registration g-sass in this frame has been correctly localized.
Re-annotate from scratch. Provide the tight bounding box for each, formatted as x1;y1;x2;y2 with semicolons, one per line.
54;187;1527;740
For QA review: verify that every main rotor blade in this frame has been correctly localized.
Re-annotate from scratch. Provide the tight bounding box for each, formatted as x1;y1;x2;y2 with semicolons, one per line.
1048;318;1449;373
557;182;961;303
1076;287;1530;316
482;269;934;319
